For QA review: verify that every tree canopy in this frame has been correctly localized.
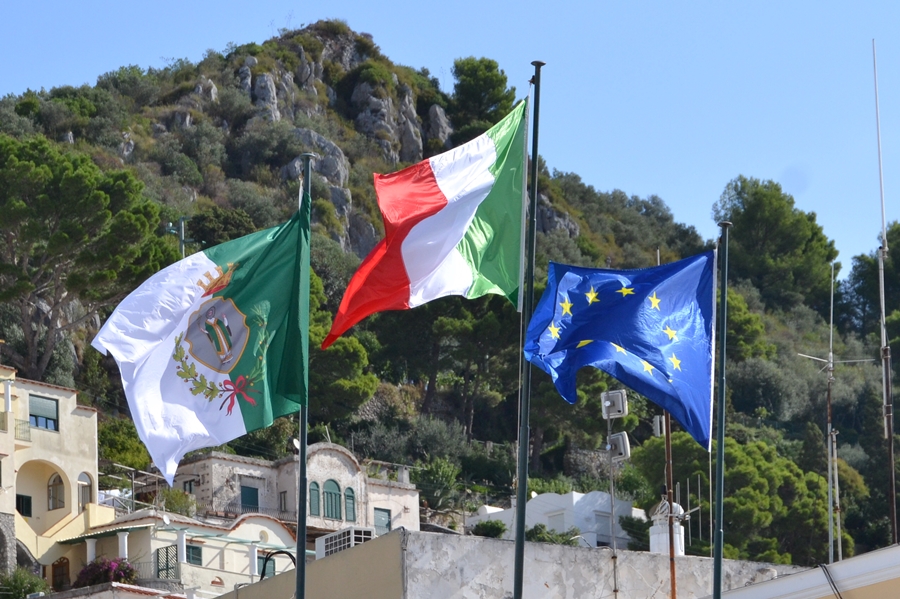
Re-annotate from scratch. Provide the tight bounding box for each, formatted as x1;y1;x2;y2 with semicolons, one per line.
0;134;176;381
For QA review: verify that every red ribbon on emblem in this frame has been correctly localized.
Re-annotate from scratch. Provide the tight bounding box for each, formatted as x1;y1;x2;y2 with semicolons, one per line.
221;375;257;414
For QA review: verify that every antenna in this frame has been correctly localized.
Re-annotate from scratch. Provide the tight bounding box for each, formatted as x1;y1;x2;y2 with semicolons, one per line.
873;38;898;544
798;261;874;562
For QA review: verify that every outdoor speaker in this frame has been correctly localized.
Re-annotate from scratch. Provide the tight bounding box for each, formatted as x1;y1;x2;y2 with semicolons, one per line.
601;389;628;419
607;432;631;463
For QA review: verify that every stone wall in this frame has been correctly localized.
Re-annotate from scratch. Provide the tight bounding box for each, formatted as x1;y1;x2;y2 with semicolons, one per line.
0;513;14;574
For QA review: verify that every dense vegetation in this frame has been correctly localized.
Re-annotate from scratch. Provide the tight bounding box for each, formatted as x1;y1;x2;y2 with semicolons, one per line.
1;19;898;567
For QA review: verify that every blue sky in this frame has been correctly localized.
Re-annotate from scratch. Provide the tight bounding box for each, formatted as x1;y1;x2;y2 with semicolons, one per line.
4;1;900;278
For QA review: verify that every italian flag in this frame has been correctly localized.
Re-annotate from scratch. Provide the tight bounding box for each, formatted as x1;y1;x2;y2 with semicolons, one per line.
92;201;310;483
322;99;528;348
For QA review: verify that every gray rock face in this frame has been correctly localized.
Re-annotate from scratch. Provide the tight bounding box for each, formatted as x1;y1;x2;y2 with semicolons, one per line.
173;111;192;129
244;56;258;68
349;211;378;258
238;66;252;94
277;71;295;121
152;123;167;137
284;128;350;187
397;84;423;163
119;133;134;159
425;104;453;151
253;73;280;121
537;192;580;237
195;76;218;103
351;81;399;163
60;131;74;144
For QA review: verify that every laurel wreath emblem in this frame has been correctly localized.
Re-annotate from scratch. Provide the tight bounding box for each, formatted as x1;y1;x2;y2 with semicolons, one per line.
173;302;271;414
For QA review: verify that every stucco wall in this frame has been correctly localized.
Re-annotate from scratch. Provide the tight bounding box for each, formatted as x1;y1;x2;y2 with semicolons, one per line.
215;529;803;599
366;479;419;532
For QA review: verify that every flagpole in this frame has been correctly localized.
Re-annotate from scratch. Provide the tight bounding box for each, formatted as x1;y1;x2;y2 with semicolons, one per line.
513;59;544;599
712;221;731;599
872;39;898;544
296;152;316;599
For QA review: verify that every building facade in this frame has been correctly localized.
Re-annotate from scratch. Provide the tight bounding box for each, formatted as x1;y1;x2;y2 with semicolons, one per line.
0;365;118;588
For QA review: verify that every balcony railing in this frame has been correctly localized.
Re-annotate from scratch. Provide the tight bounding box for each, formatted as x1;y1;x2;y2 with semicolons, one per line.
15;419;30;441
132;559;180;581
194;499;297;522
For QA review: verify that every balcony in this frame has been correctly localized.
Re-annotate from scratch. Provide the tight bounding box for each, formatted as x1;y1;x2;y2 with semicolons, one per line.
15;419;30;443
194;499;297;523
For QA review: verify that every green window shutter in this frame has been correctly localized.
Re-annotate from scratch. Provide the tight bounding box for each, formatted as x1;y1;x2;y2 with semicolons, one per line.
309;482;320;516
323;480;341;520
344;488;356;522
240;486;259;510
186;545;202;565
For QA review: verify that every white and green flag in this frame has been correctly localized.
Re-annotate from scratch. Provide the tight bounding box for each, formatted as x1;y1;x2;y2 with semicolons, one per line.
93;200;310;483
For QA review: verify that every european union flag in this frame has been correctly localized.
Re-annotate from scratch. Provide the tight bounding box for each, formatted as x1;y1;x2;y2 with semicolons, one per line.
524;251;717;449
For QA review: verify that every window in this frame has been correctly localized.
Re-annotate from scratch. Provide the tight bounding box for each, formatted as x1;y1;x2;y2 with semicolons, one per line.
52;557;69;591
29;396;58;431
48;473;65;510
309;482;320;516
156;545;177;579
78;473;92;512
186;545;202;566
374;508;391;536
323;480;341;520
279;491;287;512
15;494;31;517
344;488;356;522
183;480;194;494
240;485;259;511
257;555;275;578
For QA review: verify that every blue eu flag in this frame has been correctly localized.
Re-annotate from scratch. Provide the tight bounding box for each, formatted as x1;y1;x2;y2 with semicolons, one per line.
524;251;717;449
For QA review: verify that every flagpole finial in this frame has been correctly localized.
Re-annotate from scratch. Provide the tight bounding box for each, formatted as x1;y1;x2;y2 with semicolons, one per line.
717;221;732;229
531;60;546;67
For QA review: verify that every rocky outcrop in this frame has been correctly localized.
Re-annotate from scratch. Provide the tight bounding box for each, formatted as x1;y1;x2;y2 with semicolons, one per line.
253;73;280;121
424;104;453;151
283;128;350;187
537;192;580;237
195;76;218;103
348;212;377;258
351;81;399;163
397;84;423;163
350;78;424;164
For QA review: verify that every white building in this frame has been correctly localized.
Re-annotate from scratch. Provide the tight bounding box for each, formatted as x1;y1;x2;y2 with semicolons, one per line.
168;443;419;551
466;491;644;548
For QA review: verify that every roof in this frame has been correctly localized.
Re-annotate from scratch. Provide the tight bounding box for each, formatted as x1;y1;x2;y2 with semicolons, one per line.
57;523;154;544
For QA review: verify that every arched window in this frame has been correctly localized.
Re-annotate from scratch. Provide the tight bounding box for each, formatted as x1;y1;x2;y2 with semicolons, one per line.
78;472;92;512
344;488;356;522
323;480;341;520
48;473;64;510
309;482;320;516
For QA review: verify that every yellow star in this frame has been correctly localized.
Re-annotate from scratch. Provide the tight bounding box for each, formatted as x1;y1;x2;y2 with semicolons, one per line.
648;291;661;310
641;360;655;375
663;325;678;341
617;286;635;297
611;343;627;353
669;353;682;371
559;297;573;316
585;287;599;305
548;323;561;339
577;340;593;348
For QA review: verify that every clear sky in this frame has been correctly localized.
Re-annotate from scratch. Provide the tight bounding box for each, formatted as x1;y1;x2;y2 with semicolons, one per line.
4;1;900;278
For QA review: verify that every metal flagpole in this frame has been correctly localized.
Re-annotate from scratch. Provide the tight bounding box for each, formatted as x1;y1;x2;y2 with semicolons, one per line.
665;413;677;599
513;60;544;599
712;221;731;599
873;39;898;544
295;152;316;599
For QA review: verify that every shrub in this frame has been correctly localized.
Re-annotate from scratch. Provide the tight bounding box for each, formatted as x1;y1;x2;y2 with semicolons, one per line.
0;568;50;599
74;557;137;588
472;519;506;538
